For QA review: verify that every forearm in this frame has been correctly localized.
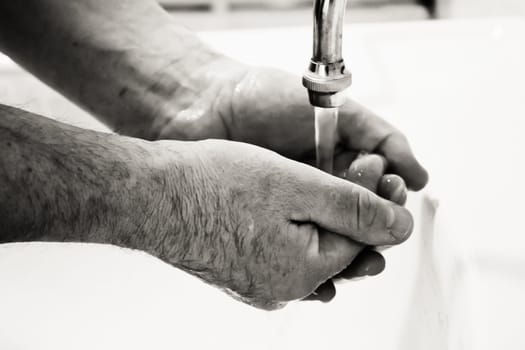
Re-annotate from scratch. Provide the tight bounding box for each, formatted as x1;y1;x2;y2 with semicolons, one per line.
0;0;221;139
0;104;184;247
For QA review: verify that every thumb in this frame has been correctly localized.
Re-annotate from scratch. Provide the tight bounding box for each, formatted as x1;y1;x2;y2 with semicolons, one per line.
297;172;413;246
316;229;364;277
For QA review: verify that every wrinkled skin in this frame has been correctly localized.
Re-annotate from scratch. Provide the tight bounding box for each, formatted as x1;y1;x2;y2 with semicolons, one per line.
155;57;427;190
306;153;409;301
148;139;414;310
148;57;428;303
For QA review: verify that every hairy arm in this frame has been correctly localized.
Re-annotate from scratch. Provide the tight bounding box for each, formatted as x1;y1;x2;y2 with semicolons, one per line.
0;103;187;248
0;0;220;139
0;104;416;309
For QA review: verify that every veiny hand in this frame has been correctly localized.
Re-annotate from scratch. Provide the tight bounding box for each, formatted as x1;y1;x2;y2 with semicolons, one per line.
147;139;414;310
155;57;428;190
150;57;428;302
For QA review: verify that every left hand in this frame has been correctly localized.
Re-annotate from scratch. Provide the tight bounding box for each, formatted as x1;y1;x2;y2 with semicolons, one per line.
155;57;428;190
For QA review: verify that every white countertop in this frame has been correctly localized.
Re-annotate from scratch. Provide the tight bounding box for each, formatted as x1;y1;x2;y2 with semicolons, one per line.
1;18;525;350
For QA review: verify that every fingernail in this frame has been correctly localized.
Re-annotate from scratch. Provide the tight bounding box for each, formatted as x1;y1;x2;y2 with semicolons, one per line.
356;264;374;277
387;206;413;242
386;206;396;228
392;186;408;205
363;263;384;277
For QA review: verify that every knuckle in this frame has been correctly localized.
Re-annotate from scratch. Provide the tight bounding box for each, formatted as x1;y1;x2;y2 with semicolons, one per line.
352;187;378;233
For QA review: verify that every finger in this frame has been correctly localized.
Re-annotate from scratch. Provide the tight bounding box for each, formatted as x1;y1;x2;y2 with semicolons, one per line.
302;280;336;303
300;173;414;245
346;153;387;192
315;229;364;274
378;174;408;206
302;228;362;301
334;249;386;280
333;150;359;178
338;100;428;191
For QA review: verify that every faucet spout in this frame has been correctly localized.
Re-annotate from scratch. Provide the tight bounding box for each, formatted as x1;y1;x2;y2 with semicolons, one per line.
313;0;346;63
303;0;352;108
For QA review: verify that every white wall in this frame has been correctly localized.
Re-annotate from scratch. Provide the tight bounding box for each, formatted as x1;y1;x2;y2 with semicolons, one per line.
438;0;525;18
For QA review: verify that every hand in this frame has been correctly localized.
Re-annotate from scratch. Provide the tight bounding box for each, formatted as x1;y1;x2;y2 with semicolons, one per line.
145;139;414;310
305;153;409;302
152;57;428;303
155;57;428;190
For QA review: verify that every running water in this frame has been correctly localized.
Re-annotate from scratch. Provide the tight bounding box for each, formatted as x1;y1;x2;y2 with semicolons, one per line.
314;107;339;174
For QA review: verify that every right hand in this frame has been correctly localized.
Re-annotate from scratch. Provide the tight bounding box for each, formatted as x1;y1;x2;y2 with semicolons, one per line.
305;153;410;302
144;139;413;310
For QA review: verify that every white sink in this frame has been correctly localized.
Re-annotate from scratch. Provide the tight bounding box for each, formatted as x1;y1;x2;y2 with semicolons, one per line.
1;18;525;349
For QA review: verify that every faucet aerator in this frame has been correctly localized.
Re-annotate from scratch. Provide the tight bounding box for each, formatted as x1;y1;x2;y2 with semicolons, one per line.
303;0;352;108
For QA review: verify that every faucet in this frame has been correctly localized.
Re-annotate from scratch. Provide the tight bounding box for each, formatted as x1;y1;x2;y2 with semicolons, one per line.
302;0;352;108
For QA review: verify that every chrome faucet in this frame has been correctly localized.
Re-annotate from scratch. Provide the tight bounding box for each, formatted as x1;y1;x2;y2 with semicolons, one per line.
303;0;352;108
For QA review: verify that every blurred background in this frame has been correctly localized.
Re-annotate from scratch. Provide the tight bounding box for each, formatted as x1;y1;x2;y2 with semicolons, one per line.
159;0;525;30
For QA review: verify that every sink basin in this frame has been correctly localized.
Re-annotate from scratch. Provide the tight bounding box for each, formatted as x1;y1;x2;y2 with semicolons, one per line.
0;195;440;350
1;18;524;350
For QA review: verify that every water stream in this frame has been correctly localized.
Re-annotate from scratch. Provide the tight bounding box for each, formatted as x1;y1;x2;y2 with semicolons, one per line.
314;107;339;174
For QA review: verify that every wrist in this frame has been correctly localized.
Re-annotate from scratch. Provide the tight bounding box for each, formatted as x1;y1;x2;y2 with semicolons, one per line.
108;22;229;140
41;135;171;246
110;138;202;258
